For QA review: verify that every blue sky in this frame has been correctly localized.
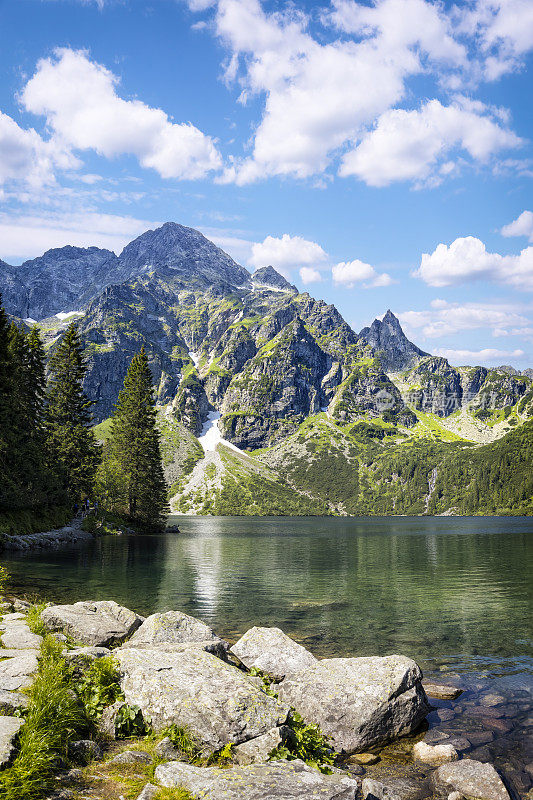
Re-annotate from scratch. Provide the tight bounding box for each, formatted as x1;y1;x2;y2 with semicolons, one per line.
1;0;533;367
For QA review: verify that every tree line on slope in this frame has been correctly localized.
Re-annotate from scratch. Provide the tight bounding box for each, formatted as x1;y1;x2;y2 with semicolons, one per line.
0;295;168;533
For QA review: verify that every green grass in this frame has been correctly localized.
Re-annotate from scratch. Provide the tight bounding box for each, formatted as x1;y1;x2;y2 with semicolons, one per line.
26;603;47;636
0;636;85;800
93;417;113;442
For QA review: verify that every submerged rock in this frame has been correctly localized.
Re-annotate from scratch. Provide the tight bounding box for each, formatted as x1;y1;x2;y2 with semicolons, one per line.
121;610;222;650
0;716;24;767
422;682;462;700
277;655;430;753
230;626;317;679
41;601;143;646
362;776;428;800
115;647;289;748
155;758;360;799
412;740;458;765
432;759;511;800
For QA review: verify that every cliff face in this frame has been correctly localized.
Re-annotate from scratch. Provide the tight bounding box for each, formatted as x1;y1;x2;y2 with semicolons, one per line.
2;222;531;450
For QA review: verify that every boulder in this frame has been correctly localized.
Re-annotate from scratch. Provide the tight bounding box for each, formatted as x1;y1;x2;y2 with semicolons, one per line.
0;622;42;650
115;647;289;748
122;610;221;650
64;646;112;667
230;626;317;679
136;785;159;800
120;640;228;659
97;700;126;739
68;739;102;765
0;648;40;659
232;725;296;765
412;741;458;765
362;777;429;800
155;758;360;799
41;601;143;646
0;651;39;691
432;759;511;800
109;750;152;765
155;737;181;761
0;689;29;714
0;716;24;767
422;682;462;700
277;655;430;753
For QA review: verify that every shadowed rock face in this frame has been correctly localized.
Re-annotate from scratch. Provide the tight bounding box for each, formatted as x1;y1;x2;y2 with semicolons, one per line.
277;655;430;753
155;758;361;800
115;647;290;747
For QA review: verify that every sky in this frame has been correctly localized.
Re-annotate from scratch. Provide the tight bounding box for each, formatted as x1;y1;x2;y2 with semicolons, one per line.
0;0;532;367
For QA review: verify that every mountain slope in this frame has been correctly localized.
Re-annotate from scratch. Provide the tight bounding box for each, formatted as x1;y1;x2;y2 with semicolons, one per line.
2;220;532;516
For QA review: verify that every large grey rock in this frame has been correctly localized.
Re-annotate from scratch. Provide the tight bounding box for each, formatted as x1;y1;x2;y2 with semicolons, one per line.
115;647;289;748
109;750;152;765
0;622;42;649
122;610;221;650
68;739;102;765
0;689;29;714
232;725;295;765
64;646;112;671
230;626;317;679
123;640;228;659
155;758;360;799
277;655;430;753
136;784;159;800
432;760;511;800
0;716;24;767
0;648;40;659
0;651;39;691
41;601;143;646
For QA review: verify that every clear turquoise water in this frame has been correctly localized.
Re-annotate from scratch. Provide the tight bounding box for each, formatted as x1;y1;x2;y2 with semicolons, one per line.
3;515;532;675
3;516;533;791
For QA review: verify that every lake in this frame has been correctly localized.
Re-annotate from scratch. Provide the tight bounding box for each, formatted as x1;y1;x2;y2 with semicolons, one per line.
2;516;533;793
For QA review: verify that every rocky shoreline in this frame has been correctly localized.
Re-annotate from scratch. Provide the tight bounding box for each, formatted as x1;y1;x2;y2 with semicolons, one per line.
0;598;524;800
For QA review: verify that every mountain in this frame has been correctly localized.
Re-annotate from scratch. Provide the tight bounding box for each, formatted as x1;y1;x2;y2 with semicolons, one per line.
358;309;428;371
3;221;532;516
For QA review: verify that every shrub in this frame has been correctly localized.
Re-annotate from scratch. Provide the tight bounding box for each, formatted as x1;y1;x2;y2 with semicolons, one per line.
114;703;148;739
0;564;8;596
269;710;335;774
72;656;124;723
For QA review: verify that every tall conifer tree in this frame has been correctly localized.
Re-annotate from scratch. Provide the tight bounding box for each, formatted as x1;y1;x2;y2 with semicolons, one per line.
0;296;14;509
46;324;99;501
109;348;168;529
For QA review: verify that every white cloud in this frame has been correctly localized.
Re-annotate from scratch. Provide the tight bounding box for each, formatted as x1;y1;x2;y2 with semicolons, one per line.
398;300;531;338
434;347;526;365
20;48;222;180
457;0;533;79
299;266;323;284
501;210;533;243
332;259;393;288
0;211;155;261
211;0;474;185
414;236;533;290
248;233;327;275
0;110;78;188
340;99;520;187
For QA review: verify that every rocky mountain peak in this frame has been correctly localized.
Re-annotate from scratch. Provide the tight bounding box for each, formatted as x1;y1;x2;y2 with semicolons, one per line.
252;266;297;294
116;222;252;290
358;309;428;372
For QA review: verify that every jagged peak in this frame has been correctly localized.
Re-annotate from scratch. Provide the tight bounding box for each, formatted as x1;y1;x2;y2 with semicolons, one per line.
252;265;297;293
359;309;428;372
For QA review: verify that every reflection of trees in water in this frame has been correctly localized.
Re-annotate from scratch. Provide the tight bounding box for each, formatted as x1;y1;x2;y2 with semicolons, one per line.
3;519;531;669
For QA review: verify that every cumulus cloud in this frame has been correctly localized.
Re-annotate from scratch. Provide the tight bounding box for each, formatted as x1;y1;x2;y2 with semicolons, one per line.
340;99;520;187
248;233;327;275
299;266;323;284
501;210;533;243
0;110;78;188
332;259;393;288
434;347;526;364
414;236;533;290
0;211;155;261
398;300;531;338
457;0;533;79
20;48;222;180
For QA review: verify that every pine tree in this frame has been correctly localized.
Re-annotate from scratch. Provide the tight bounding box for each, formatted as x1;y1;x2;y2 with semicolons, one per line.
46;324;99;501
106;348;168;529
0;297;15;509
